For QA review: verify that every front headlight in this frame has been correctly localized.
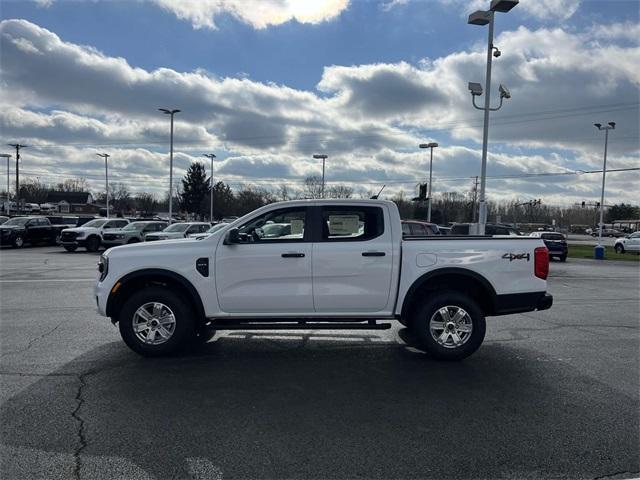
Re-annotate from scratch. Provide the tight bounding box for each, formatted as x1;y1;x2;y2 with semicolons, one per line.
115;234;124;239
76;232;86;239
97;255;108;282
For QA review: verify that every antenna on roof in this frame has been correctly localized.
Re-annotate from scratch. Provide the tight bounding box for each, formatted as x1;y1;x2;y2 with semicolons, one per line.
370;185;386;200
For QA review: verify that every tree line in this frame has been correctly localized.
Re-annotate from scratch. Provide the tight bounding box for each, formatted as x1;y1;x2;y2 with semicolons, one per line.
4;161;638;226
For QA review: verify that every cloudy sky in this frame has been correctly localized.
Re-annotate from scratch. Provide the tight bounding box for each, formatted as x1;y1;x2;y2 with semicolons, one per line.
1;0;638;204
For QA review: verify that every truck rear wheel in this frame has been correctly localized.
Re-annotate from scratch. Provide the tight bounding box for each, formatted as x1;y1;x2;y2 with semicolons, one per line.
409;291;486;361
118;287;196;356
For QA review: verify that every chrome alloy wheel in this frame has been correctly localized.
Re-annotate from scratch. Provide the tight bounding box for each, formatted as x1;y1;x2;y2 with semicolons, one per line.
132;302;176;345
429;306;473;349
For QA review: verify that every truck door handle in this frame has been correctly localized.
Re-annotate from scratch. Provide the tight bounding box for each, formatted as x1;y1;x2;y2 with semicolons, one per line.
281;253;305;258
362;251;386;257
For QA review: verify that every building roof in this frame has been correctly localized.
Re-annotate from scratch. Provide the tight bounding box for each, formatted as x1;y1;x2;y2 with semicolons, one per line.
46;191;92;203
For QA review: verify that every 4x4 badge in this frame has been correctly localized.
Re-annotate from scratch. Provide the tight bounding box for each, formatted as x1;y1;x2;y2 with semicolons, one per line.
502;253;530;262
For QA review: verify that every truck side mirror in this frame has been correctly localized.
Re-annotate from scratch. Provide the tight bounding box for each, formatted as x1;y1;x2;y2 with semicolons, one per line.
224;227;240;245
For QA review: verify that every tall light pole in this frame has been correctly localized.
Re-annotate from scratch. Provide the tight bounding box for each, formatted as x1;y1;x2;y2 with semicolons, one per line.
8;143;26;214
593;122;615;259
467;0;518;234
313;154;328;198
419;142;438;222
159;108;180;223
203;153;216;222
0;154;10;208
96;153;110;218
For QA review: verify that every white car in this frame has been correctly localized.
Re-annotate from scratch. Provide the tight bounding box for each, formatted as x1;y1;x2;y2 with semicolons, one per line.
188;222;229;240
145;222;210;241
95;200;553;360
614;232;640;254
60;218;130;252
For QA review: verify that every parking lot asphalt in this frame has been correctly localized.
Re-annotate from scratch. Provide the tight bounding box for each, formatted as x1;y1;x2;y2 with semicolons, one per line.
1;247;638;480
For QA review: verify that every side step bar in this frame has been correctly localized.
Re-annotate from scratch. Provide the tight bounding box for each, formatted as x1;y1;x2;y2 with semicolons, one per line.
213;321;392;331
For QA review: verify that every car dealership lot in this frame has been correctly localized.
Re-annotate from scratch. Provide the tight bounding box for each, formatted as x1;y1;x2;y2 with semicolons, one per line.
1;248;638;479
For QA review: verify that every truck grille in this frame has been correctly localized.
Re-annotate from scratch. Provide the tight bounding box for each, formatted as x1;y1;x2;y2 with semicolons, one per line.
61;231;78;241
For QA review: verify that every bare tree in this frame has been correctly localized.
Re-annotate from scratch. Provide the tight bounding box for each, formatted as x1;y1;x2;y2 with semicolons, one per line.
326;185;353;199
303;176;323;199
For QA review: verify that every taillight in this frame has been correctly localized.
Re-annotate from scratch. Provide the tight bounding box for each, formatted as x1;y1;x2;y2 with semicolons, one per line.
534;247;549;280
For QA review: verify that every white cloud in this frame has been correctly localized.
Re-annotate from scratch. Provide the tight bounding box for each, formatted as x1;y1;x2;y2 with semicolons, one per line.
151;0;350;30
0;18;637;204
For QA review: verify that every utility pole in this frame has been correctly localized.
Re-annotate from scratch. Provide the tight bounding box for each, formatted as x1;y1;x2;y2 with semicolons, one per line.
96;153;110;218
159;108;181;223
0;154;10;212
593;122;615;259
203;153;216;222
419;142;438;222
8;144;26;214
313;154;328;198
467;0;518;234
471;176;479;222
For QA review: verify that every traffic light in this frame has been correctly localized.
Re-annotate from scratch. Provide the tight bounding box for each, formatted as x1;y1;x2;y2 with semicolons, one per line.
581;201;585;208
596;202;600;207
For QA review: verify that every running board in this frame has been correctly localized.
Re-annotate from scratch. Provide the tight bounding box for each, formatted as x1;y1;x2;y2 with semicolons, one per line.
213;321;392;331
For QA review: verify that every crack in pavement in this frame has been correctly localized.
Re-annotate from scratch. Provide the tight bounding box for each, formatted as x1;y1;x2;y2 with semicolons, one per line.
71;371;90;480
0;320;66;358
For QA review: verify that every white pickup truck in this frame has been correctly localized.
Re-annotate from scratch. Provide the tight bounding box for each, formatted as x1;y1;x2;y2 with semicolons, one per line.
95;200;553;360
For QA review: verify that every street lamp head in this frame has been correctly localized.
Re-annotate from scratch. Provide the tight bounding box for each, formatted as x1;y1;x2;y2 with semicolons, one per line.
468;10;491;25
313;154;328;159
428;142;439;148
608;122;616;129
490;0;518;12
499;84;511;99
159;108;181;115
594;123;602;129
468;82;483;96
203;153;216;158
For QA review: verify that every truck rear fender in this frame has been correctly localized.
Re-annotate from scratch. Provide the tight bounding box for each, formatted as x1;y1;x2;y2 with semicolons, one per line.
400;268;497;319
106;268;206;323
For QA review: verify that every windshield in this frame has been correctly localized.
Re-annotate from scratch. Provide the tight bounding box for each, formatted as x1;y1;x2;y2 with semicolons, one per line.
164;223;190;233
207;223;228;233
123;222;146;231
83;219;107;228
3;217;29;226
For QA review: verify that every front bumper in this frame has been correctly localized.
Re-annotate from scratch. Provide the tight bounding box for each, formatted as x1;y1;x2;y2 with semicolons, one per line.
94;281;108;316
61;239;87;247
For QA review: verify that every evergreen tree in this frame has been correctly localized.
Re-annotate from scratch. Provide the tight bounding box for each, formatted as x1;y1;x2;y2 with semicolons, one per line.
180;162;209;216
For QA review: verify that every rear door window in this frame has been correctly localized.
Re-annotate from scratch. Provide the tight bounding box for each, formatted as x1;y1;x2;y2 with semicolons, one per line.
319;206;383;242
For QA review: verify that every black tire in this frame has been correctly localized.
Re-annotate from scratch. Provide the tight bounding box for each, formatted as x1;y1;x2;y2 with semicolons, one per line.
118;287;196;357
559;254;567;262
12;235;25;248
85;236;101;252
615;244;624;254
408;291;486;361
127;238;140;244
63;245;77;252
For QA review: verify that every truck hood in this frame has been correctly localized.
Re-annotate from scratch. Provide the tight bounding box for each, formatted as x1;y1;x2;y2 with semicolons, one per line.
104;237;205;257
62;227;98;234
145;232;185;239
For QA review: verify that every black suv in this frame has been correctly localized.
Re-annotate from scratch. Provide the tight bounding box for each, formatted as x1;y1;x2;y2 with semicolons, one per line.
0;216;58;248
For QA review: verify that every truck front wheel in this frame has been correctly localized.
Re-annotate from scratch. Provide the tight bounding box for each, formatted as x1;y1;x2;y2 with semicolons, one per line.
409;291;486;361
118;287;196;356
